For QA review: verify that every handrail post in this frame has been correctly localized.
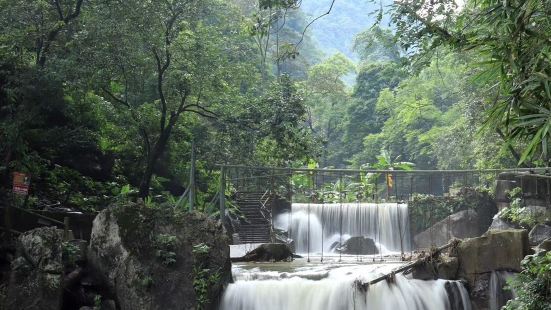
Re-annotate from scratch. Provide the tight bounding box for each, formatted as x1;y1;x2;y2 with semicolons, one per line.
189;141;196;212
5;195;12;240
220;166;226;222
63;216;70;241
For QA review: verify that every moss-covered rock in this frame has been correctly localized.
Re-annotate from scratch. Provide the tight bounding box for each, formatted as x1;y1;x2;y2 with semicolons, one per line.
88;202;231;310
6;226;64;310
409;187;497;238
414;210;481;249
457;229;529;286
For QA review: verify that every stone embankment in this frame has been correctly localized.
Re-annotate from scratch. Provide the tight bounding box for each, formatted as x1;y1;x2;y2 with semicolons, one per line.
0;202;232;310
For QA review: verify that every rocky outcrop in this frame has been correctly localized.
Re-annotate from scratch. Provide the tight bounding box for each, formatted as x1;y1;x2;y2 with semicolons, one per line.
233;243;293;262
529;224;551;246
88;203;231;310
411;228;532;310
414;210;481;249
6;227;64;310
456;229;529;287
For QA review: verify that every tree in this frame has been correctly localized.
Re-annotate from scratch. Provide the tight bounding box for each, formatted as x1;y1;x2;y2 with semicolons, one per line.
387;0;551;165
354;26;402;63
343;62;406;159
301;53;355;167
0;0;85;67
76;0;262;197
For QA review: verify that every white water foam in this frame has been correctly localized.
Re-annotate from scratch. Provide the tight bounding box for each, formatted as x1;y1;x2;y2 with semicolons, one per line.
221;261;471;310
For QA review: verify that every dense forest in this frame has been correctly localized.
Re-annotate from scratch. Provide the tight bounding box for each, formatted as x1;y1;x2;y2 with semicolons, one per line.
0;0;548;210
1;1;551;310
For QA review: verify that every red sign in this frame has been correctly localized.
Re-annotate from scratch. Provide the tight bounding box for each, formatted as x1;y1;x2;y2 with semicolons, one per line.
13;172;30;195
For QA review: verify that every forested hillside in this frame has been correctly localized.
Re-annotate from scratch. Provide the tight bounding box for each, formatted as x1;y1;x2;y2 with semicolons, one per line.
0;0;322;210
300;0;392;60
0;0;545;211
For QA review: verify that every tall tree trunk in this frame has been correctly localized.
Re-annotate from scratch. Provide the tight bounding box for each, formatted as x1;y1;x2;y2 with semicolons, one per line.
138;119;176;198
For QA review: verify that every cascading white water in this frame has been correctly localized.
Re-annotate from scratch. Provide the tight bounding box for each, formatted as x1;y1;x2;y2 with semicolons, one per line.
489;271;517;310
275;203;410;254
221;262;472;310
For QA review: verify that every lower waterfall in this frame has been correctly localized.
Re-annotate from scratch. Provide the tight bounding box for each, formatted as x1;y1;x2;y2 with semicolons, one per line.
220;261;471;310
275;203;411;254
489;271;516;310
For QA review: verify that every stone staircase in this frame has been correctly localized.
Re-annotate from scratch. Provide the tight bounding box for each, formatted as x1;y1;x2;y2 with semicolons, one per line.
235;192;272;244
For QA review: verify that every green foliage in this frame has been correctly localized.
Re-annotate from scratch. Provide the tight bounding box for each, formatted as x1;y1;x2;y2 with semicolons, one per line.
348;51;518;170
138;275;154;290
94;295;102;308
0;0;322;210
354;26;402;63
153;234;177;266
192;243;210;255
387;0;551;165
191;242;219;310
192;266;221;310
498;187;551;229
504;251;551;310
62;241;80;266
499;201;537;229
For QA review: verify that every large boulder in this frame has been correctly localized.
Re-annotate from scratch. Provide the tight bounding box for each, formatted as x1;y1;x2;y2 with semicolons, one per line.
88;203;231;310
233;243;293;262
536;238;551;252
529;224;551;246
488;216;519;231
414;210;481;249
457;229;529;286
337;236;379;255
6;227;65;310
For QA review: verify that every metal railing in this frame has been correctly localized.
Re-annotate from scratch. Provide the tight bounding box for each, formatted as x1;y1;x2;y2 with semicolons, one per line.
218;165;551;261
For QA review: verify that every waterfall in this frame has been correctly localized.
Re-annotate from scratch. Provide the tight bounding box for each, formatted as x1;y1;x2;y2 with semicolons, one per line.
489;271;516;310
221;262;471;310
275;203;411;254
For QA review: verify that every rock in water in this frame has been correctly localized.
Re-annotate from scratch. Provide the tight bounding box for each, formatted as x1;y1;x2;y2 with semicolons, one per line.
457;229;529;286
88;203;231;310
414;210;481;249
529;224;551;246
338;236;379;255
6;227;64;310
234;243;293;262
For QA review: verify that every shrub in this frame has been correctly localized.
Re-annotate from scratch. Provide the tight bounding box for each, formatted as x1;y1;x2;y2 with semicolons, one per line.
504;251;551;310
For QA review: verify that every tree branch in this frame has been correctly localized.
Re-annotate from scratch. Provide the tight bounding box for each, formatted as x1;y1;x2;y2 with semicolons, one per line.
101;87;130;108
37;0;85;66
66;0;84;21
153;48;169;131
54;0;64;20
183;104;218;118
292;0;336;53
398;3;458;44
